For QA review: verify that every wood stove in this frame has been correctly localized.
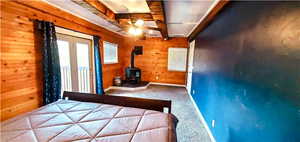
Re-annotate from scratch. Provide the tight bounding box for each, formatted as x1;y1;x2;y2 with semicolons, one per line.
125;46;143;84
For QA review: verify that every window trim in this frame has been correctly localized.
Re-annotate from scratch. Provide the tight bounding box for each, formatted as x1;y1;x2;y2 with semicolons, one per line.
103;41;118;64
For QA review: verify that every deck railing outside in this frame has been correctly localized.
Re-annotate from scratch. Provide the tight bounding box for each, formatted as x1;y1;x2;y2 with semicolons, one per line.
60;66;90;94
61;66;72;92
78;66;90;93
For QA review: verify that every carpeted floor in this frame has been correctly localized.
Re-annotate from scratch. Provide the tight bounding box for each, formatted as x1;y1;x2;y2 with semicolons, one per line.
106;84;211;142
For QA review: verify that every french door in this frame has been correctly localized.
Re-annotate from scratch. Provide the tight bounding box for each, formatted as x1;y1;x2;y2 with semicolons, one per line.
57;34;94;94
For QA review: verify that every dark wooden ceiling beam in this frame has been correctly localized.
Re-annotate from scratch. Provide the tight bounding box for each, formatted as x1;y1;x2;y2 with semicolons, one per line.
72;0;165;37
116;13;162;33
120;25;160;31
71;0;119;26
188;0;229;41
146;0;169;40
115;13;154;21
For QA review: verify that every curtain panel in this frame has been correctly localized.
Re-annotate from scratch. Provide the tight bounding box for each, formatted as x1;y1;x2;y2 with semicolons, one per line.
93;36;105;95
36;20;61;105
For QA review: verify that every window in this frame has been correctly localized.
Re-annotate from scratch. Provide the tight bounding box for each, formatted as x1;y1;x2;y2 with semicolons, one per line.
103;41;118;64
168;47;187;72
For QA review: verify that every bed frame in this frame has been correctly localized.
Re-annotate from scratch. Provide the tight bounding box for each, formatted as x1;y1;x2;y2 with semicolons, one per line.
62;91;172;113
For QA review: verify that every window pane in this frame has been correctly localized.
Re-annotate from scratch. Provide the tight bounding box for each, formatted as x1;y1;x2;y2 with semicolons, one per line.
104;42;118;64
76;43;90;93
168;48;187;72
57;40;72;93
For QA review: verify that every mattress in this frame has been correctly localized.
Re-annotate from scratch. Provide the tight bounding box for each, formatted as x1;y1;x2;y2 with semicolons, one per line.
1;99;178;142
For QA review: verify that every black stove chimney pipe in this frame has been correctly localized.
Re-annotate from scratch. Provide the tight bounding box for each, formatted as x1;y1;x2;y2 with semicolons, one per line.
130;46;143;68
131;49;135;68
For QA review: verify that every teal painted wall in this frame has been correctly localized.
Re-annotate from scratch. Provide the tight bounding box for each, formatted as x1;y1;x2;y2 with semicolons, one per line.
191;1;300;142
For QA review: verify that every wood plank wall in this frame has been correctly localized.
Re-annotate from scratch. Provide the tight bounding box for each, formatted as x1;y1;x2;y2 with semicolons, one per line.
0;0;124;121
1;0;188;121
121;37;188;85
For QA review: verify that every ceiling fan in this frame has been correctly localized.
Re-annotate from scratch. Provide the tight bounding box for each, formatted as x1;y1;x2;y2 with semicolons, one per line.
128;19;145;36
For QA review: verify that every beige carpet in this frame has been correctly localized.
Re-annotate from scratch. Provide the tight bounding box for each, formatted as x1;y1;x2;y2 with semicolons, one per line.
106;84;212;142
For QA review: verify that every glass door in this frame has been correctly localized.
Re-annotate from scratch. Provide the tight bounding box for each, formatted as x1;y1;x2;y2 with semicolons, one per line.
57;38;72;92
57;34;94;94
76;39;93;93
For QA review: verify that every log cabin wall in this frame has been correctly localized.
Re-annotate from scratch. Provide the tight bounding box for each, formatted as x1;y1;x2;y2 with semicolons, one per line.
121;37;188;85
1;0;124;121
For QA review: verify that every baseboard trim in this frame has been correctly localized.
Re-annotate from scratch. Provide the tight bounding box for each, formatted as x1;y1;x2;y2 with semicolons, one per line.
104;87;112;92
104;83;150;92
187;91;216;142
150;82;186;87
104;82;185;92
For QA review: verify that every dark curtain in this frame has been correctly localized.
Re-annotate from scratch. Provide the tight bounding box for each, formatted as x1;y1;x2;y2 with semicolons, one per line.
36;20;61;105
93;36;105;95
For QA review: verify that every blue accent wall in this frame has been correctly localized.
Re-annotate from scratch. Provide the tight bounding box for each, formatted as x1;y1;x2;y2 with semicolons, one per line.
191;1;300;142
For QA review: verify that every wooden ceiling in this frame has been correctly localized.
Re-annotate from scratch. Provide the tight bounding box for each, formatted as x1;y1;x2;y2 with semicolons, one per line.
188;0;229;41
146;0;168;40
72;0;168;39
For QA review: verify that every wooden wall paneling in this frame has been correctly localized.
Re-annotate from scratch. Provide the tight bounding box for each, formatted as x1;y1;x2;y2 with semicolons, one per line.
121;37;188;85
1;0;187;121
12;0;122;38
1;0;125;121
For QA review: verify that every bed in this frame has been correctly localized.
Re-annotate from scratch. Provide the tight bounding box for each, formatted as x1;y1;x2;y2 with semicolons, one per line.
1;91;178;142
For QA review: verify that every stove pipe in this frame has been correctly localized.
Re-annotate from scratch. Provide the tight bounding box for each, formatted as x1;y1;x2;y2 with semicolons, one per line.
131;50;135;68
130;46;142;68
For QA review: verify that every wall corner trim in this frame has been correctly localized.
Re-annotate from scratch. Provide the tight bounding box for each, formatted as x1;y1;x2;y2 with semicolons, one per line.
186;88;217;142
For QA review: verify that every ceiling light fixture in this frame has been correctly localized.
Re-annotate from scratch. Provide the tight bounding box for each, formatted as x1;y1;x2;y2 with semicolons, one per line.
128;27;135;35
135;28;143;35
134;19;144;27
128;27;143;36
149;30;153;34
128;19;144;36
